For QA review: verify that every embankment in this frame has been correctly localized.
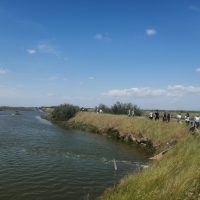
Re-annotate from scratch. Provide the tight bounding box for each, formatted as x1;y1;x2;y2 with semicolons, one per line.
45;112;200;199
65;112;189;154
98;134;200;200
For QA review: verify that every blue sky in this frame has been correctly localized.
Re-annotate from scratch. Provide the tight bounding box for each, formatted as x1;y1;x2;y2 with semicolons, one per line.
0;0;200;110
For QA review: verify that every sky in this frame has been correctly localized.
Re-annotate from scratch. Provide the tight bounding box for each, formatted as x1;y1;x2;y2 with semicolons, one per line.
0;0;200;110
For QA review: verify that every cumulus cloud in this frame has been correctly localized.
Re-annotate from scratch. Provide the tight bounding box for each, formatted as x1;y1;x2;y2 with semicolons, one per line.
146;28;157;36
0;68;8;75
103;85;200;97
26;49;36;55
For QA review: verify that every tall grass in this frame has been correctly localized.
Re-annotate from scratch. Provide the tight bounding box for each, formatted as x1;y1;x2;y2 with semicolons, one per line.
99;134;200;200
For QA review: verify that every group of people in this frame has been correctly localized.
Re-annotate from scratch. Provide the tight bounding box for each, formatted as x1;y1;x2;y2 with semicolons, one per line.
96;108;103;114
148;110;200;129
149;110;171;122
180;112;200;129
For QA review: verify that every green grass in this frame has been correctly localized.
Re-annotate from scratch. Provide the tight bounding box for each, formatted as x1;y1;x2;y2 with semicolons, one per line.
99;134;200;200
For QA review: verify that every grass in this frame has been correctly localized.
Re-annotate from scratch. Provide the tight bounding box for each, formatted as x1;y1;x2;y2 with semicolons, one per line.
98;134;200;200
68;112;189;152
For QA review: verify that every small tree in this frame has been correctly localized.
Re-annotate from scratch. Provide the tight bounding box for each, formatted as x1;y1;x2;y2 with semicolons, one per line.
52;104;79;121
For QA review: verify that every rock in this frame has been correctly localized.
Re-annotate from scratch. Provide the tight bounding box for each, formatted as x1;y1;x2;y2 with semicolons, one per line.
140;137;148;143
129;135;137;142
124;135;130;142
140;143;147;147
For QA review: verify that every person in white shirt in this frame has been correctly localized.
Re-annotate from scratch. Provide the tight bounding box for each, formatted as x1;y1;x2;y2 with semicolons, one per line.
194;115;200;128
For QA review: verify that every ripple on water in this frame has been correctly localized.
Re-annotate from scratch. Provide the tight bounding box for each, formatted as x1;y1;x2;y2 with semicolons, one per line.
0;111;149;200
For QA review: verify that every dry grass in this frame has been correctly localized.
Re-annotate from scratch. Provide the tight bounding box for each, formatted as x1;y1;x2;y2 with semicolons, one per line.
98;134;200;200
69;112;189;149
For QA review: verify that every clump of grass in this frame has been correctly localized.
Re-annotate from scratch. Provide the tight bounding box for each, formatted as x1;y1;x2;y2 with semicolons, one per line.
98;134;200;200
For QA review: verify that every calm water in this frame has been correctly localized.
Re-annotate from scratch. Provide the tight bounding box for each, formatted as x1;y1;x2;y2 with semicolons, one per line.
0;111;149;200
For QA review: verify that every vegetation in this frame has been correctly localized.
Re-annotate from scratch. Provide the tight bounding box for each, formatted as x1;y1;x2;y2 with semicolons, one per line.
96;102;143;116
43;105;200;199
99;134;200;200
68;112;189;152
51;104;79;121
45;107;200;200
0;106;33;111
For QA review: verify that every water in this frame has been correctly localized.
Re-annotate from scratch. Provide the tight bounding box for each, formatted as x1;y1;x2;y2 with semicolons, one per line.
0;111;149;200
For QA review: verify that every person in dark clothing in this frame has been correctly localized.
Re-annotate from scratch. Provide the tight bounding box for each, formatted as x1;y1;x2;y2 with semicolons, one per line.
167;113;171;122
155;110;159;121
162;112;167;122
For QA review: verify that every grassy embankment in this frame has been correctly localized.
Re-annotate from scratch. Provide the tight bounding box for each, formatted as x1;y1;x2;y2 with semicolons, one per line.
66;112;189;153
44;111;200;199
99;134;200;200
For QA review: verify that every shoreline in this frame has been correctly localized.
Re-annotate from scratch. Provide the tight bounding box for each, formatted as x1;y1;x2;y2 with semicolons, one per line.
42;112;200;200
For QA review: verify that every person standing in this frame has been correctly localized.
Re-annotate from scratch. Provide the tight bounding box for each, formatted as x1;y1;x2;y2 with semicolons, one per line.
185;113;190;125
131;109;135;117
155;110;160;121
149;112;153;120
167;113;171;122
128;109;131;117
194;115;200;128
162;112;167;122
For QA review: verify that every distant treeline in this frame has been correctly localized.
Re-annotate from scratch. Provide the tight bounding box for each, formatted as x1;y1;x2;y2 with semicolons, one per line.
0;106;34;111
96;101;143;116
49;102;143;122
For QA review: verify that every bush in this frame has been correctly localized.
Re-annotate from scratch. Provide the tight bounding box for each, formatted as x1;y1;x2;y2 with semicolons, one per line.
52;104;79;121
95;102;143;116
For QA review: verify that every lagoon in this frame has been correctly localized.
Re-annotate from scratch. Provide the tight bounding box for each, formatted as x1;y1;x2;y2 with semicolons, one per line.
0;111;149;200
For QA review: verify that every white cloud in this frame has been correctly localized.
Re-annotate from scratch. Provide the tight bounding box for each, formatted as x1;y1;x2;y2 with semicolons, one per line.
27;42;69;61
103;85;200;97
27;43;58;56
0;68;8;75
103;87;165;97
94;33;111;41
26;49;36;55
167;85;200;96
89;76;95;80
196;68;200;72
146;28;157;36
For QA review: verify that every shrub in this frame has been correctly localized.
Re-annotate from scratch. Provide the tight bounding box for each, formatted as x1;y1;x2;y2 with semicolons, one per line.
95;102;143;116
52;104;79;121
